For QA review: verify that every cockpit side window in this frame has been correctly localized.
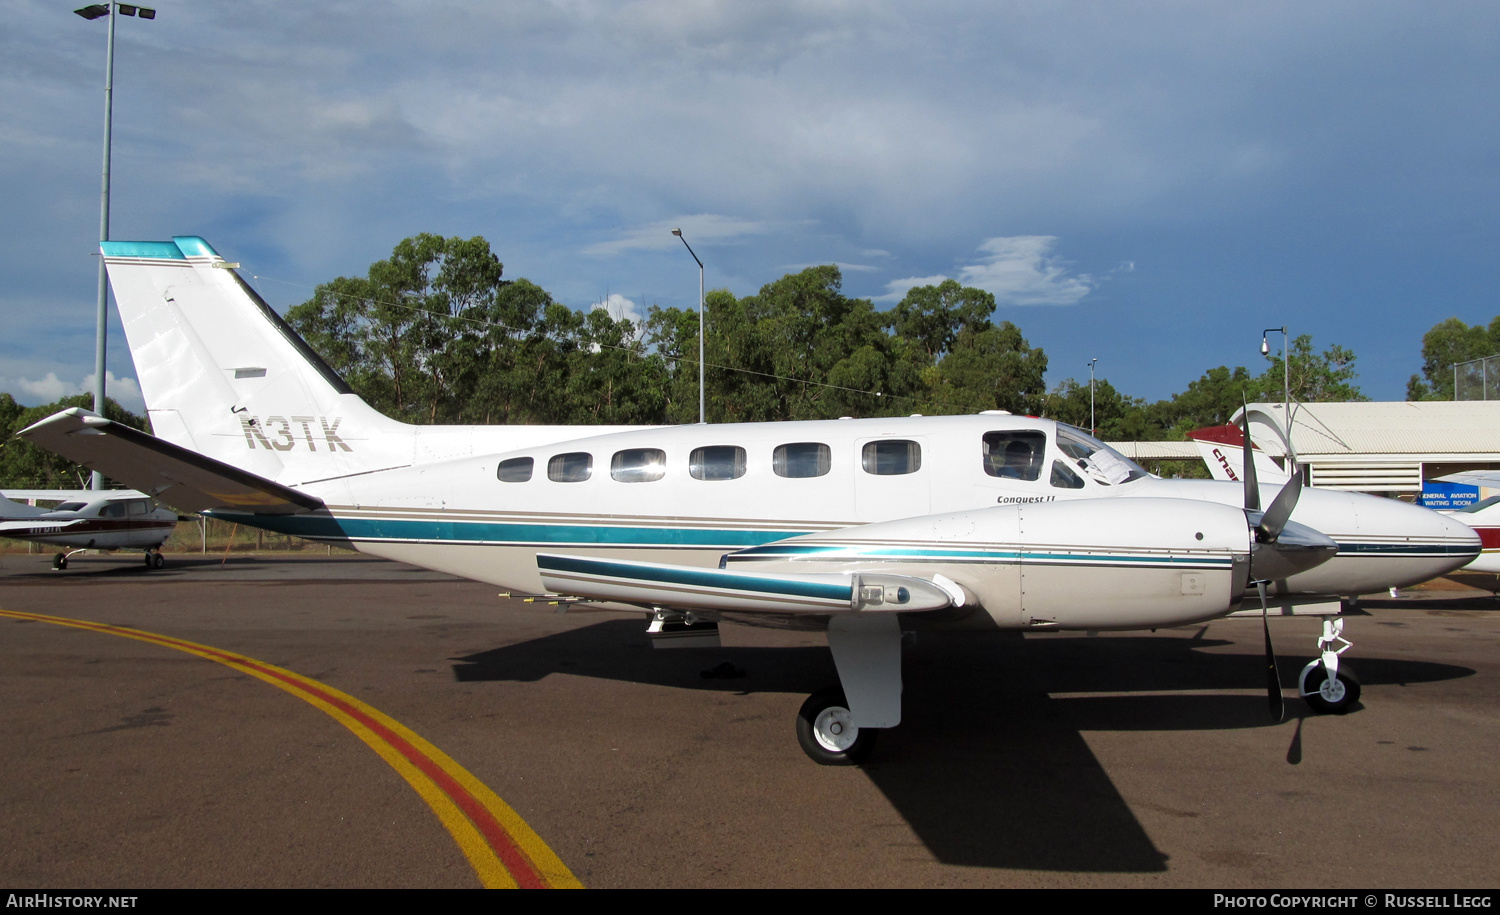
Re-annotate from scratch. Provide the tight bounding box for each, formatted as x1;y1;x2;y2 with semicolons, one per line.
128;500;150;517
99;502;128;518
1050;460;1085;489
982;431;1046;482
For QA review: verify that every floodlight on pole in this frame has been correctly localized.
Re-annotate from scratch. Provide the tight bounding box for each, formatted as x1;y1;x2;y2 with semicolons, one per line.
76;2;156;489
1088;358;1099;435
672;228;706;424
1261;325;1290;434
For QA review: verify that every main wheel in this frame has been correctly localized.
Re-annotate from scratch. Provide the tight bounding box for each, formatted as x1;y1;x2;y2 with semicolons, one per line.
796;687;877;765
1300;662;1361;714
143;552;154;568
150;552;165;570
53;553;67;570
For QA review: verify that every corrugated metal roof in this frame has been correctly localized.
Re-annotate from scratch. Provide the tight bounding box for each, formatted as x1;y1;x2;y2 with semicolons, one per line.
1233;401;1500;457
1107;441;1201;460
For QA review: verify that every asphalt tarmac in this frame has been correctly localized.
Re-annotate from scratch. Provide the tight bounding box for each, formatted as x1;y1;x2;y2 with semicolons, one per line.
1;550;1496;888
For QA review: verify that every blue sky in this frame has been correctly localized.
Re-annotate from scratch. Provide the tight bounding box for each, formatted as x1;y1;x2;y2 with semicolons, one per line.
4;1;1499;415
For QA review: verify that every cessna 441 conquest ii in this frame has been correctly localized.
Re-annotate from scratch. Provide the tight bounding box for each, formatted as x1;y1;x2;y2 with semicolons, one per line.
18;237;1478;763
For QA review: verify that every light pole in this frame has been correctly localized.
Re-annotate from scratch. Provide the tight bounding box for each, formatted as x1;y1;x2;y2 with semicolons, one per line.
76;3;156;489
1261;326;1290;428
1087;358;1098;435
671;229;705;424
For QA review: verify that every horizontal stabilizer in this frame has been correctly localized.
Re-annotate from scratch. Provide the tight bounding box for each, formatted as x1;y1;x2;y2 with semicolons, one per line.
16;409;322;515
0;519;82;536
537;553;956;615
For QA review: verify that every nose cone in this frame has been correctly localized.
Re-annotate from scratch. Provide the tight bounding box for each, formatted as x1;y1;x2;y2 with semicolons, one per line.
1285;489;1481;594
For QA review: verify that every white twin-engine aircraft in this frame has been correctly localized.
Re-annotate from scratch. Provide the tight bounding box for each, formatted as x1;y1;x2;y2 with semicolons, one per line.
18;237;1479;764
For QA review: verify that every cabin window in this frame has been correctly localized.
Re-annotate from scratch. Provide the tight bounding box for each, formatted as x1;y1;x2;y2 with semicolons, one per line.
982;431;1045;481
611;448;667;483
128;500;150;517
548;452;593;483
690;446;746;481
1051;460;1085;489
497;457;533;482
99;502;128;518
773;442;831;478
861;439;922;476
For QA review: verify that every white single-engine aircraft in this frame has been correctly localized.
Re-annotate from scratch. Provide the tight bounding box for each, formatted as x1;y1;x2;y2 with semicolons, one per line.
0;490;182;569
17;237;1480;763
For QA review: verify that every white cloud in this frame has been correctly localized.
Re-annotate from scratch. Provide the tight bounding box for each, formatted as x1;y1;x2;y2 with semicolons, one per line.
878;236;1095;306
875;274;949;303
0;371;145;415
957;236;1095;306
583;215;776;256
592;293;646;330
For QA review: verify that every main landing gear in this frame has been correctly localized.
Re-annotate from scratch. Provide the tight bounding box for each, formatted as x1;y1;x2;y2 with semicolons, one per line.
1299;617;1360;713
796;615;903;765
796;688;877;765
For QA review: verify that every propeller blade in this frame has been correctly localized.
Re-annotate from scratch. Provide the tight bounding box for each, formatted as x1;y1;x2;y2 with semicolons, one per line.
1256;470;1302;543
1257;580;1285;722
1241;408;1260;512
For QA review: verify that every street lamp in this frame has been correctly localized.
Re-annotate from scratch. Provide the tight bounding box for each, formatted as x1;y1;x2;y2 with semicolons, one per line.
76;2;157;489
671;229;705;424
1087;358;1098;435
1261;326;1290;429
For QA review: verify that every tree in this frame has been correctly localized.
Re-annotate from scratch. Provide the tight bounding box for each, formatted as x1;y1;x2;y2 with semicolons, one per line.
287;234;667;425
1407;316;1500;400
1258;334;1364;404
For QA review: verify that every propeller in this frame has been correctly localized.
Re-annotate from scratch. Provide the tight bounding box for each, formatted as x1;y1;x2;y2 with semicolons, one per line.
1239;407;1332;723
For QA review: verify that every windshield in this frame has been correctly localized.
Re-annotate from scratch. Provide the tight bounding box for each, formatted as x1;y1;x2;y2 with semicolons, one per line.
1054;425;1150;486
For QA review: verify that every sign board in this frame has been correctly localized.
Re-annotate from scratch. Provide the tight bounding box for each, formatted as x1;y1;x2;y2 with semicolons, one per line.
1420;482;1480;509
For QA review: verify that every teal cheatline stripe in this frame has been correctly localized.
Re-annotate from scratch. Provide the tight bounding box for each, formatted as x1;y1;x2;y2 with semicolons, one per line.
734;543;1232;567
540;554;852;602
172;236;221;258
100;240;185;259
212;512;799;548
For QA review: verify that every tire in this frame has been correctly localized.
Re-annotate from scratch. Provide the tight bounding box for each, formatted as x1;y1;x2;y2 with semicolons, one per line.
150;552;164;570
1301;662;1361;714
143;552;154;568
53;554;67;571
796;687;877;765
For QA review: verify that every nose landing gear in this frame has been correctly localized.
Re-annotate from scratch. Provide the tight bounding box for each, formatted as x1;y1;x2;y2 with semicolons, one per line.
1299;617;1359;713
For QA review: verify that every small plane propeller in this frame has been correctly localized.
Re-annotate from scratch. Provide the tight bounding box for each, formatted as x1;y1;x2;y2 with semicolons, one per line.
1239;407;1330;723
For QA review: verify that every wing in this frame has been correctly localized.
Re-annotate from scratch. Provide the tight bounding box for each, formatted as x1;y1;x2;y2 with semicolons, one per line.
536;553;961;615
16;408;322;515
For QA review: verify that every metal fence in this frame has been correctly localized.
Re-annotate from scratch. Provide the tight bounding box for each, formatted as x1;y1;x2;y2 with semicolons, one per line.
1454;354;1500;400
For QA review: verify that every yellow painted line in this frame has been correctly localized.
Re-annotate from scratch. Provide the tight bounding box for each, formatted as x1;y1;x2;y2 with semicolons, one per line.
1;608;582;889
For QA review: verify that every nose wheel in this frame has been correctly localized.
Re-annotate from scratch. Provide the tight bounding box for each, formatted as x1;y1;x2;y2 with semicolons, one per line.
142;550;165;570
796;688;877;765
1299;617;1360;714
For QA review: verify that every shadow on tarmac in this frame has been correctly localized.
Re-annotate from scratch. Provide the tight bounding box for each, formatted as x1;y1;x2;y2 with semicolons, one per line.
452;620;1473;874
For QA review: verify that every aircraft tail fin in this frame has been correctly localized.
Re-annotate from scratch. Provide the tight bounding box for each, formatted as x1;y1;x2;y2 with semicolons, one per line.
102;237;409;483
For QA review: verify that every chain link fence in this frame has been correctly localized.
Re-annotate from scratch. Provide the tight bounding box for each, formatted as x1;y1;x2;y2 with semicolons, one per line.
1454;354;1500;400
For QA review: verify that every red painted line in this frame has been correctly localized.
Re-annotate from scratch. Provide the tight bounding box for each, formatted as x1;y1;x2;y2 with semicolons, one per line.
38;614;550;889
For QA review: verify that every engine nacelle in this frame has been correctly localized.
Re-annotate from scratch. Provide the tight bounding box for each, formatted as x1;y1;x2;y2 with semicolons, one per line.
726;498;1255;630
